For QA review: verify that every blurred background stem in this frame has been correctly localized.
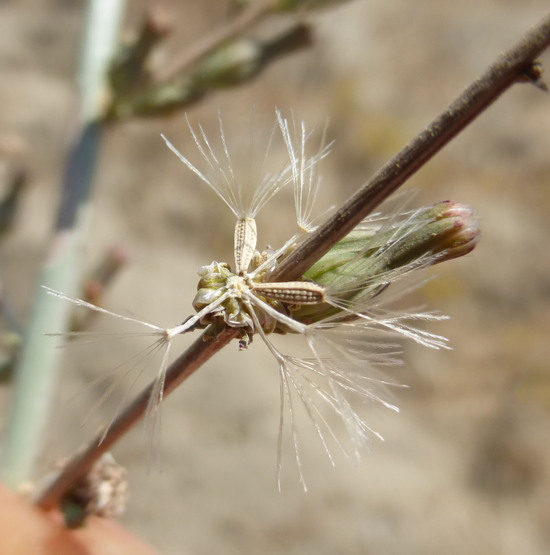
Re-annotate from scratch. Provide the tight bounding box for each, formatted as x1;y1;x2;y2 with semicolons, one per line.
1;0;126;488
156;0;279;82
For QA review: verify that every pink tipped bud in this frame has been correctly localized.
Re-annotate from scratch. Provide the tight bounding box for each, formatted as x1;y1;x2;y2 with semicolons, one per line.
431;201;480;262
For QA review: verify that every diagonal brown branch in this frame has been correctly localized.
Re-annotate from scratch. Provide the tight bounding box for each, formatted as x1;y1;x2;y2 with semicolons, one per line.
34;11;550;512
268;10;550;282
35;327;239;510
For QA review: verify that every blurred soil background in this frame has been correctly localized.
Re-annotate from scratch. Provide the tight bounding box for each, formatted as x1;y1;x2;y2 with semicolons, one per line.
1;0;550;553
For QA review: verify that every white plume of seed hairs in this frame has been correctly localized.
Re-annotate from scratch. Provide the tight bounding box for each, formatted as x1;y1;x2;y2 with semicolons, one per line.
43;286;174;454
45;109;451;490
161;110;332;224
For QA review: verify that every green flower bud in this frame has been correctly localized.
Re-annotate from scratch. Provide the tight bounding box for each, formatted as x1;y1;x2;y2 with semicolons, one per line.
195;38;263;88
290;201;479;325
107;77;204;119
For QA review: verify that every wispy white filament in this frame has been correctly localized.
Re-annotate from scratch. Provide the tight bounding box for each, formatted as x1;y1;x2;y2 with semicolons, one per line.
46;110;453;489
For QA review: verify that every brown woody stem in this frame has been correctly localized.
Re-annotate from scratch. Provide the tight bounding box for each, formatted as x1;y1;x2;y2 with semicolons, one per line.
35;328;239;510
34;11;550;512
269;11;550;282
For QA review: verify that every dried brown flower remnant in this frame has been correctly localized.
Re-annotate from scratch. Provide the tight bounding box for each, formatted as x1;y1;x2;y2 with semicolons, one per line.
58;453;128;528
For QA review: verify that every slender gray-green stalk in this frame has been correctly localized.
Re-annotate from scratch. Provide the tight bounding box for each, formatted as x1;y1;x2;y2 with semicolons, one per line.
1;0;126;488
33;11;550;511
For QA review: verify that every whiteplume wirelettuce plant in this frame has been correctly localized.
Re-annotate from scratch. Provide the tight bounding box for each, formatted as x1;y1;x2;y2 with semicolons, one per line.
45;110;479;490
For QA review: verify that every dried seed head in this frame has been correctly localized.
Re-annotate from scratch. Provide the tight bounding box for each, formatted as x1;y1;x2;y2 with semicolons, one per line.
44;110;480;492
59;453;128;528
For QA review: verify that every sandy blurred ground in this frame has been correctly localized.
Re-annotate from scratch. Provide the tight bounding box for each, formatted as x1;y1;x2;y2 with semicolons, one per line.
1;1;550;553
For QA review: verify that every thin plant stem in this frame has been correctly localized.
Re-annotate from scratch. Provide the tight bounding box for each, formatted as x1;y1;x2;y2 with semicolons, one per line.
1;0;127;488
35;328;239;510
155;0;279;82
269;10;550;282
34;11;550;511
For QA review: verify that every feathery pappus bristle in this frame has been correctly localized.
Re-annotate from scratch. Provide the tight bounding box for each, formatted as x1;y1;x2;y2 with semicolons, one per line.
46;109;479;489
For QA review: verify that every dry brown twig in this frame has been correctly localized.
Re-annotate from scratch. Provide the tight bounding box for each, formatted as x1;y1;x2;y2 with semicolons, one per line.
35;11;550;512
